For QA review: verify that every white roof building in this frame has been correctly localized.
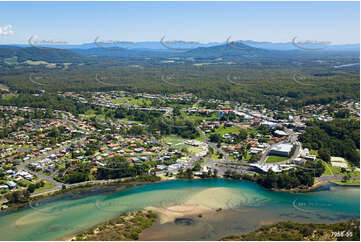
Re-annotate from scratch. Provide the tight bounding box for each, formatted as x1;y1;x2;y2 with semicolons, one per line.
250;163;296;173
274;130;288;136
269;143;293;157
261;121;279;128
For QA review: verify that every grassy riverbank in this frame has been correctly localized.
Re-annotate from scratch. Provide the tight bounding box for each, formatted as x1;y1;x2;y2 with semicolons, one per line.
1;175;161;212
331;180;360;186
220;219;360;241
72;210;158;241
271;180;326;193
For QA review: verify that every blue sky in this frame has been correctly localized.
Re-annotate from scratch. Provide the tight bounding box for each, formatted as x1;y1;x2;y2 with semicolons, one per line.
0;1;359;44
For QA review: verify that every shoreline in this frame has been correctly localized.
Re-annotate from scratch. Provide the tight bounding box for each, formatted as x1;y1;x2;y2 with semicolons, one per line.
0;178;358;241
2;175;358;214
220;219;360;241
1;175;163;213
270;180;326;193
330;181;360;186
69;210;158;241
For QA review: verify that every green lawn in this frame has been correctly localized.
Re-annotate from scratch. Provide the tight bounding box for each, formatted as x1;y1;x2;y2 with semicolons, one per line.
112;97;130;104
209;125;242;137
163;136;184;145
82;109;106;120
321;160;360;179
165;103;192;109
242;152;252;161
321;160;336;176
34;180;57;193
207;149;222;160
351;170;361;177
128;98;152;106
112;97;152;107
195;134;205;142
163;136;205;155
332;179;360;186
187;146;203;155
266;155;288;163
180;111;217;122
1;94;17;100
247;129;259;136
18;179;32;187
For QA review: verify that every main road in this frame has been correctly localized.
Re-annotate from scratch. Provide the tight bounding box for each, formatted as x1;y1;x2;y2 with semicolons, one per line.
196;126;230;163
15;135;88;193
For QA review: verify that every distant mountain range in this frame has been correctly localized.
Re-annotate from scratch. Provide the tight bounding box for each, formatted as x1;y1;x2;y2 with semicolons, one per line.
241;40;360;51
0;40;359;63
1;40;359;52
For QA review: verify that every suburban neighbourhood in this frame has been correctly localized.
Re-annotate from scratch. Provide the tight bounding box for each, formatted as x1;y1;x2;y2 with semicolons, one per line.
1;90;359;209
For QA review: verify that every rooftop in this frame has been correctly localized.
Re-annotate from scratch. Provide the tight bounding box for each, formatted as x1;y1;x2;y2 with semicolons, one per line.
270;143;293;153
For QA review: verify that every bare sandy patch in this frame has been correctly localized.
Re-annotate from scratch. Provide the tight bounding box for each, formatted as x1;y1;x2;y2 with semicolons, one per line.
184;187;240;208
147;204;211;224
147;187;240;224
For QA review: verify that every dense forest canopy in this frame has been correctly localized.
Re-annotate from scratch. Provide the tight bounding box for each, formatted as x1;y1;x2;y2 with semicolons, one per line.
300;119;360;167
0;45;359;109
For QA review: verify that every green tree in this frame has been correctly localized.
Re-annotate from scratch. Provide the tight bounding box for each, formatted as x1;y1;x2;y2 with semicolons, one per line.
210;133;221;143
318;148;331;162
27;184;36;193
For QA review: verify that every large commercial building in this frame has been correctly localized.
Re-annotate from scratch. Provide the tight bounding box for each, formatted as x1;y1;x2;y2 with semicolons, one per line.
269;143;293;157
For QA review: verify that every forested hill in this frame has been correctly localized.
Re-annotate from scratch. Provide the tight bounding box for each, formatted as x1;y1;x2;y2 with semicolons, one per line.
0;46;87;63
0;44;359;109
0;43;359;61
183;41;270;58
300;119;360;167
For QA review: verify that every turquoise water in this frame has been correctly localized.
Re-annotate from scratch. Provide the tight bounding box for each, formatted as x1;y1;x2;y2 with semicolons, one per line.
0;179;359;240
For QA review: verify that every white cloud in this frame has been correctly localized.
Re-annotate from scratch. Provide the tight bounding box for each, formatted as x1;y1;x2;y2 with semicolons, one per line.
0;25;15;36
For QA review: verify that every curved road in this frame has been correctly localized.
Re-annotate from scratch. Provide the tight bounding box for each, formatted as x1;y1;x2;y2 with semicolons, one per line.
196;127;230;162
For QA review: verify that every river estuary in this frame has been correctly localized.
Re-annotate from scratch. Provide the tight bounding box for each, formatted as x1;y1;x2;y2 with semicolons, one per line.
0;179;359;240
